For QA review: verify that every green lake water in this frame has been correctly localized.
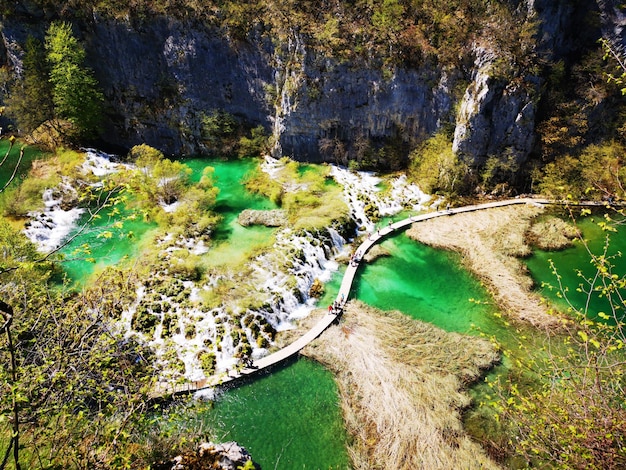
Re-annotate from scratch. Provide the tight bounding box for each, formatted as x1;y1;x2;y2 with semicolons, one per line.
0;139;43;188
59;157;277;280
181;157;277;267
190;358;350;470
525;214;626;321
51;151;626;469
58;204;157;282
320;229;510;341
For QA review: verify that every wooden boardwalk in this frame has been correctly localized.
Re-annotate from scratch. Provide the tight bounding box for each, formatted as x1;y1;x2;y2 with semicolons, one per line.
153;197;608;397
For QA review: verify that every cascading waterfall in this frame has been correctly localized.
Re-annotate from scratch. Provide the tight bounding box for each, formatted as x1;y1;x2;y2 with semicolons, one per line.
24;149;127;252
249;227;345;325
329;164;436;231
24;149;437;383
23;185;84;252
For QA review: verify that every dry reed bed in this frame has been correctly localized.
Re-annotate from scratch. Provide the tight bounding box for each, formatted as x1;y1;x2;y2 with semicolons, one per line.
302;301;500;470
406;204;561;329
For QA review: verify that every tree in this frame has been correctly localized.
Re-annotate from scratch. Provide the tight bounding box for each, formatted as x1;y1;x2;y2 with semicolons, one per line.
408;131;469;195
0;144;162;468
45;21;103;139
5;36;54;134
493;207;626;469
128;144;192;207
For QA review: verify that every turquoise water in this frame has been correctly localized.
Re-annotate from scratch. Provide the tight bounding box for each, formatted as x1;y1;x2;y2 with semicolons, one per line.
53;156;350;467
525;215;626;321
351;231;506;337
194;357;350;470
58;202;156;282
59;157;278;279
181;157;277;267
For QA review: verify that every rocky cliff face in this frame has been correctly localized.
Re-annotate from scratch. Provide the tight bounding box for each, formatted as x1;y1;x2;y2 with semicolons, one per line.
0;0;616;168
86;16;453;168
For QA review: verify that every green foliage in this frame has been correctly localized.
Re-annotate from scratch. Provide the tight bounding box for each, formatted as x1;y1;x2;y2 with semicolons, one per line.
408;131;468;195
128;144;192;206
480;154;519;194
238;125;268;158
601;38;626;95
0;172;59;217
0;253;157;468
372;0;404;38
129;142;164;168
243;166;284;205
5;35;54;133
45;21;104;139
493;211;626;469
537;141;626;200
198;351;216;376
200;109;240;155
252;159;350;230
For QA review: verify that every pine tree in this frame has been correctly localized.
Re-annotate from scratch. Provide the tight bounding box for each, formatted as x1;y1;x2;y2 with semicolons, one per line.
45;21;103;139
6;35;53;133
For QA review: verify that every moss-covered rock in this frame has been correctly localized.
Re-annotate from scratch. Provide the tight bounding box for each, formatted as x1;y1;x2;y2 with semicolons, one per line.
237;209;288;227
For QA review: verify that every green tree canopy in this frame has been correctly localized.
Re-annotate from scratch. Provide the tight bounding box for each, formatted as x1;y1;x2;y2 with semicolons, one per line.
6;36;53;134
45;21;103;138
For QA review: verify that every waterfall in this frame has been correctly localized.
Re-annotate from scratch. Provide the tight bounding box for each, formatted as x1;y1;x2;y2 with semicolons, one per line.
23;187;85;253
248;226;346;327
24;149;126;253
81;148;129;176
329;165;434;231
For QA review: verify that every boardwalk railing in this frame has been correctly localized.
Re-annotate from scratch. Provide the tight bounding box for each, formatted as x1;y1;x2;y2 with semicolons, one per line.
152;197;610;397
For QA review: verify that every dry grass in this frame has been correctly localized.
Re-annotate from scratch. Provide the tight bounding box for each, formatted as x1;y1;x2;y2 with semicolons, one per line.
362;244;391;263
406;205;561;329
526;216;580;250
300;301;500;470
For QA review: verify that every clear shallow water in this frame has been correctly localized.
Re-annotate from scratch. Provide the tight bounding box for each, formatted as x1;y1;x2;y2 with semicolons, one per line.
194;357;351;470
525;215;626;321
181;157;277;267
58;203;156;282
350;231;508;338
59;157;277;280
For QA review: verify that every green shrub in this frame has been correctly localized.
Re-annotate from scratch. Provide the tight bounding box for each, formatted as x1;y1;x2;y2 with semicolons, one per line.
198;351;216;376
184;323;196;339
131;304;158;336
408;131;468;196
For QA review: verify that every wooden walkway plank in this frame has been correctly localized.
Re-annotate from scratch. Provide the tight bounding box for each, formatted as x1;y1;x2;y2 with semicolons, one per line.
153;197;611;397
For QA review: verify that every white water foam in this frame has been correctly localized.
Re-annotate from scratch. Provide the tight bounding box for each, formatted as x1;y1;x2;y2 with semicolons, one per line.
23;187;84;253
81;148;129;176
24;149;127;253
330;165;433;231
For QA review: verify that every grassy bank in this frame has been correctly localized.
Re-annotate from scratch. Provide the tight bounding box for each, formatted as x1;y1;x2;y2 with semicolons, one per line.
406;204;562;329
289;301;500;469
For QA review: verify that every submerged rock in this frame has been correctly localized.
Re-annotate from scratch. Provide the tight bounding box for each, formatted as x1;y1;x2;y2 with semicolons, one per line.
237;209;288;227
153;441;260;470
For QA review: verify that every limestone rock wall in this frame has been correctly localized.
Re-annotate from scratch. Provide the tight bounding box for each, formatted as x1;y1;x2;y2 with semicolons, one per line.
0;0;617;169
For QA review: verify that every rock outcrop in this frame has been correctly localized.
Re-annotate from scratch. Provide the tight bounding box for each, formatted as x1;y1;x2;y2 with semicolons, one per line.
0;0;617;169
237;209;287;227
153;441;260;470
